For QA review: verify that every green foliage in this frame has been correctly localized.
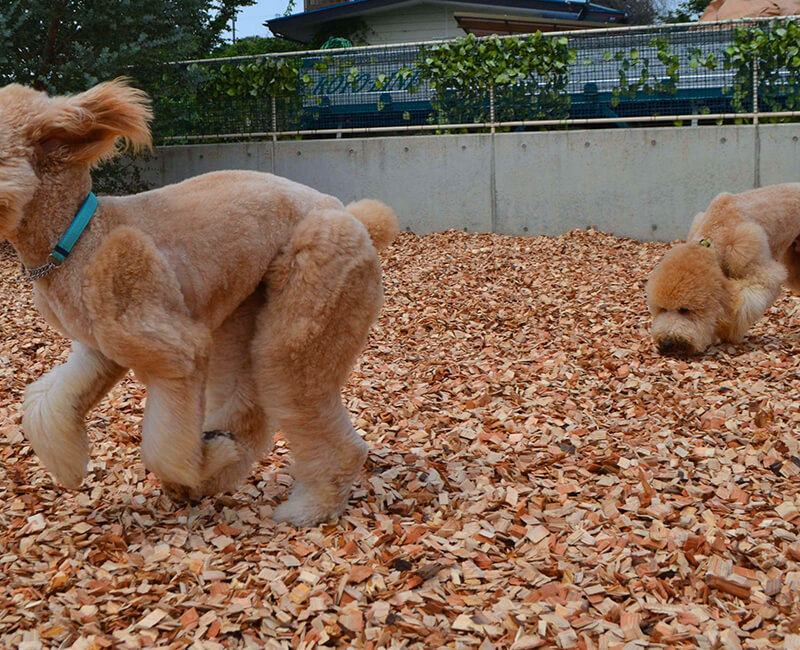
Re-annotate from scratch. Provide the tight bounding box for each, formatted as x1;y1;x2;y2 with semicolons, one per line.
661;0;712;23
0;0;257;179
0;0;254;94
310;18;372;49
186;55;305;132
609;37;682;107
688;47;718;72
199;57;302;98
211;36;302;57
724;20;800;115
409;33;577;126
92;152;154;196
598;0;664;25
320;37;354;50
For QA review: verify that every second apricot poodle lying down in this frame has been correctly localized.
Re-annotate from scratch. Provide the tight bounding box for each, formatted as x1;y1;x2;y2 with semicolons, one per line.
0;78;398;526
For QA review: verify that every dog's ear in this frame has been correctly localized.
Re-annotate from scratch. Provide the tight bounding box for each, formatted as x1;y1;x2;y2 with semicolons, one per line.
31;78;152;166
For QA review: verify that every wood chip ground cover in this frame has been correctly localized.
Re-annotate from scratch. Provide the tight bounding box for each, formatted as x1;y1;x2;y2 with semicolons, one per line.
0;230;798;649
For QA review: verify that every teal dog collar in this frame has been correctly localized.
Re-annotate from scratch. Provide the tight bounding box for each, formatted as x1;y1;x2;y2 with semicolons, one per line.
17;192;98;282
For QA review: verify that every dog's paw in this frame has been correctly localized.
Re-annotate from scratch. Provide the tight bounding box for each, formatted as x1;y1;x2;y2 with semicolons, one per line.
201;430;240;478
204;429;235;442
273;482;348;527
160;433;237;503
23;374;88;489
161;480;201;503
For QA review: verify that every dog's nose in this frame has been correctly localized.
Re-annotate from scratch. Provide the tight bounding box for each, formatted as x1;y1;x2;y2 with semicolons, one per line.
657;338;691;357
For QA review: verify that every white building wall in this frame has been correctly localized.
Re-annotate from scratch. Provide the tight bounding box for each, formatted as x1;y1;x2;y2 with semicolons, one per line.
361;4;466;44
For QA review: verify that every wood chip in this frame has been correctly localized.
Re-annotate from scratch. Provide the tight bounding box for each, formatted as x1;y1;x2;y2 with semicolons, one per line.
2;231;800;647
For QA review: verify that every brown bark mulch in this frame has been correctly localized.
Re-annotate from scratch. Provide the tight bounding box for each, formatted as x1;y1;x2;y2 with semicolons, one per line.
1;230;798;649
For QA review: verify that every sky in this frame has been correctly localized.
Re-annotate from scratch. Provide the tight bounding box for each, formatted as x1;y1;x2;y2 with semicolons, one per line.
223;0;300;40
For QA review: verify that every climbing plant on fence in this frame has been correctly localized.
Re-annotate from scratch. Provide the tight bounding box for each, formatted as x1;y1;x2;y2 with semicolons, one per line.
723;19;800;116
148;55;309;140
406;33;577;126
168;52;409;135
605;37;683;107
146;66;209;141
192;56;306;131
144;18;800;140
197;57;303;99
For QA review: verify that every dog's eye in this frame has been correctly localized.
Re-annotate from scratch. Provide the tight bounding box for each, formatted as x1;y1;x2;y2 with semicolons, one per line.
678;307;691;315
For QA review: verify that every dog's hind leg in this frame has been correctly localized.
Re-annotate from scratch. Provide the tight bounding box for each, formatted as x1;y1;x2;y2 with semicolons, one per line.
23;342;127;488
252;209;383;526
782;237;800;294
194;291;275;496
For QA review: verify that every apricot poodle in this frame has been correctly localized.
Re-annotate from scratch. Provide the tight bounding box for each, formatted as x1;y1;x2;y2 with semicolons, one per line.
646;184;800;356
0;79;398;525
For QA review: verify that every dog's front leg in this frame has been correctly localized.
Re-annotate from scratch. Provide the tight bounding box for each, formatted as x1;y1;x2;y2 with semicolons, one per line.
194;291;274;497
723;260;787;342
23;342;127;488
138;366;207;495
82;226;214;495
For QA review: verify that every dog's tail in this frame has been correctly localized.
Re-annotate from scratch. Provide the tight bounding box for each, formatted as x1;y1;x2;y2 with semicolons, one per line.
346;199;400;252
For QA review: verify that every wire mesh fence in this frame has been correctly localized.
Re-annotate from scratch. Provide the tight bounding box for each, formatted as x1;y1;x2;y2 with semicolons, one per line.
146;17;800;143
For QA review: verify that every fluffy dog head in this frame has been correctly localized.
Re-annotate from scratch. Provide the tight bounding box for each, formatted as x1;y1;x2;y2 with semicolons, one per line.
645;242;733;356
0;78;152;239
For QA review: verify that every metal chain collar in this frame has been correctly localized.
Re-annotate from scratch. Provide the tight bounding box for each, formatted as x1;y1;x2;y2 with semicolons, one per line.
16;260;57;283
13;192;96;284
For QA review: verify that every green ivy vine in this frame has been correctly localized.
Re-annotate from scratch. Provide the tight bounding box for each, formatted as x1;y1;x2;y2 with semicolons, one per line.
407;32;577;126
605;37;685;107
195;57;302;99
723;20;800;116
151;18;800;139
189;56;305;131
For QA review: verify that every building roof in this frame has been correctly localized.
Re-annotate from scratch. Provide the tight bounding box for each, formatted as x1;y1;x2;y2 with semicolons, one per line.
700;0;800;20
267;0;627;43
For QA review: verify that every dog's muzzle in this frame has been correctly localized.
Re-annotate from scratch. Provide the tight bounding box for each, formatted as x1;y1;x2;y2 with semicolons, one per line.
657;337;694;357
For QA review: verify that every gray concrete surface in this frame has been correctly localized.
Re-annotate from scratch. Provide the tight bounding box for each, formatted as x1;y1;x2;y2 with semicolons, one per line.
273;136;493;234
144;124;798;241
494;127;757;241
758;124;800;188
149;141;272;187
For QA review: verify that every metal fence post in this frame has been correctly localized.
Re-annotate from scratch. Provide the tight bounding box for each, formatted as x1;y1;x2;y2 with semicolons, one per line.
752;54;759;125
489;82;497;232
271;95;278;143
490;83;496;135
271;95;278;174
753;54;761;187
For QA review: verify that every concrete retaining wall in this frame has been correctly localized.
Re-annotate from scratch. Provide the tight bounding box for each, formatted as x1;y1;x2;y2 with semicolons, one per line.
143;124;800;241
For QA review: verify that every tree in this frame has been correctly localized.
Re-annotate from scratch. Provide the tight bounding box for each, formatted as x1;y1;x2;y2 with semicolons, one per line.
210;35;303;57
0;0;255;93
598;0;667;24
661;0;713;22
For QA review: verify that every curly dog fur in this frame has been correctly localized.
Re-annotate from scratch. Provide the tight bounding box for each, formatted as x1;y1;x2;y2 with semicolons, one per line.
0;79;398;525
645;184;800;356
